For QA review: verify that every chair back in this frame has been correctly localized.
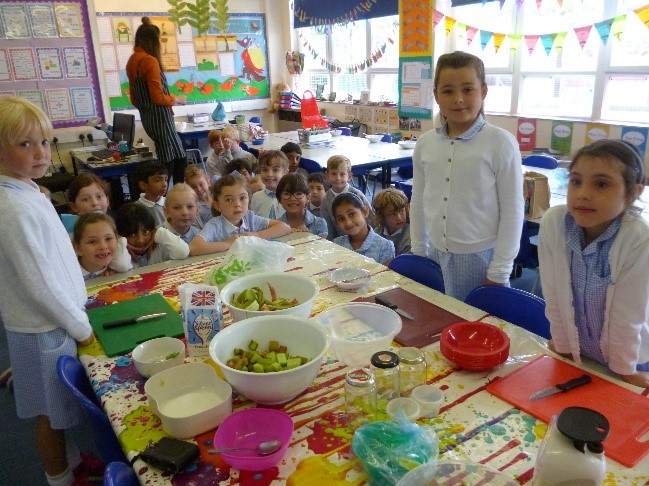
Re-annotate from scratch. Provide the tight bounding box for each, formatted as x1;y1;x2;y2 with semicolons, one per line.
523;154;559;169
56;355;128;465
379;133;392;143
299;157;323;174
339;127;352;136
515;219;538;269
186;148;207;173
104;462;139;486
388;254;445;293
394;180;413;201
464;286;551;339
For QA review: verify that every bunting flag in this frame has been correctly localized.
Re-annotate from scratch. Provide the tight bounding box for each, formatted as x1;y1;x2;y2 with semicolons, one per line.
573;25;592;49
636;4;649;27
493;33;506;53
445;16;457;36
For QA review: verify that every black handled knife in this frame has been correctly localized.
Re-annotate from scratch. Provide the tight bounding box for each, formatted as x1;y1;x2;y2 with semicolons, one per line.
529;374;592;400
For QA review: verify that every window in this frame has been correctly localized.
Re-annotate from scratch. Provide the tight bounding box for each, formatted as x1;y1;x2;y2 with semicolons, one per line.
441;0;649;123
297;16;399;102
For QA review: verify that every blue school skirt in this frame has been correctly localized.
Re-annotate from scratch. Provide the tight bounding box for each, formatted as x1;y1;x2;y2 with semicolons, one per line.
7;328;85;429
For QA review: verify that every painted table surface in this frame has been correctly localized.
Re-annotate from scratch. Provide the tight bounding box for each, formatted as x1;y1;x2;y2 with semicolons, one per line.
79;235;649;485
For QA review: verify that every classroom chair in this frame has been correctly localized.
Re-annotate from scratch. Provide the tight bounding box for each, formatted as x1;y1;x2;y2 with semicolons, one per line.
513;219;540;294
464;286;551;339
394;179;413;201
523;154;559;169
339;127;352;136
368;160;413;197
299;157;324;173
186;148;207;174
388;254;445;294
56;355;128;465
240;140;260;158
249;116;262;125
104;462;139;486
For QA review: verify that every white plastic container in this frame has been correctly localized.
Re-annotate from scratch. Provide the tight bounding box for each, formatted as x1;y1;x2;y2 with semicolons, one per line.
412;385;444;418
315;303;402;367
132;337;185;378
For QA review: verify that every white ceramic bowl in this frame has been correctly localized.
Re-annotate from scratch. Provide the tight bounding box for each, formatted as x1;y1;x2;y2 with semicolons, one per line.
365;134;382;143
174;121;187;131
219;272;319;322
209;315;329;405
331;129;342;137
398;140;416;150
145;362;232;439
328;268;371;290
314;303;402;367
132;337;185;378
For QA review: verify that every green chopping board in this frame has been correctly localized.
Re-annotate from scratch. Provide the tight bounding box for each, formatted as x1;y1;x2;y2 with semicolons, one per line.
87;293;184;357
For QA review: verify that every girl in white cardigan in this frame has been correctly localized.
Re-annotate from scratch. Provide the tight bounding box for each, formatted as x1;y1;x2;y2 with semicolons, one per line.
539;139;649;388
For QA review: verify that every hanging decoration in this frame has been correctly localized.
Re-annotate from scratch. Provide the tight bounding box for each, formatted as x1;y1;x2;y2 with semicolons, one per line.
294;0;396;28
298;28;396;74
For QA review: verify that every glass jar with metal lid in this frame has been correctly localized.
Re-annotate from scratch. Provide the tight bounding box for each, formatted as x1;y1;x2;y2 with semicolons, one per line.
370;351;400;411
344;368;376;428
399;347;427;396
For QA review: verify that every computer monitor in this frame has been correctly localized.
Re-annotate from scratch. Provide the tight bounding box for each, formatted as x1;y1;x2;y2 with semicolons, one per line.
111;113;135;147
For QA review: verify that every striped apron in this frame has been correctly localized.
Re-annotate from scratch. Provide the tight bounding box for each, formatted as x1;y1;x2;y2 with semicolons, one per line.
131;68;185;165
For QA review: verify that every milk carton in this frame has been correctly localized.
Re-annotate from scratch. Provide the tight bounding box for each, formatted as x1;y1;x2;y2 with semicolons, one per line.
178;283;222;357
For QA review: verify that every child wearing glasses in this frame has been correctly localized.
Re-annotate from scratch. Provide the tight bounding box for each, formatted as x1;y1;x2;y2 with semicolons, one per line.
276;173;327;238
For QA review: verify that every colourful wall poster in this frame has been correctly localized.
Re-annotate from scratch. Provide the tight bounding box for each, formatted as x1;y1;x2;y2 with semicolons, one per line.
517;118;537;152
585;123;610;144
621;126;648;161
550;120;573;156
399;0;433;56
398;57;433;118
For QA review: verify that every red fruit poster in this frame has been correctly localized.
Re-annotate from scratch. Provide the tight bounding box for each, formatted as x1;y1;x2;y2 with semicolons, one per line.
517;117;536;152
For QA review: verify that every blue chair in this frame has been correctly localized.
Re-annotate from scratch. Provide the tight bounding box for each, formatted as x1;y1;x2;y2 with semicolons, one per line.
388;254;445;294
464;286;551;339
369;160;413;196
104;462;139;486
239;141;259;158
249;116;262;125
56;355;128;465
379;133;392;143
523;154;558;169
186;148;207;174
394;179;413;201
513;219;540;294
339;127;352;136
299;157;323;174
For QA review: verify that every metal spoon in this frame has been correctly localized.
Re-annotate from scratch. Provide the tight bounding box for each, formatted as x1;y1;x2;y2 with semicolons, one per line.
213;439;282;456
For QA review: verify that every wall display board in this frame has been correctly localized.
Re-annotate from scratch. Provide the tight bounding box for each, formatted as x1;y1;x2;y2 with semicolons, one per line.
0;0;104;128
98;12;270;111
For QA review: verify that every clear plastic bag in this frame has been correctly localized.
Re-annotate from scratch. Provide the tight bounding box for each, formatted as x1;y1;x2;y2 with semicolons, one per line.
204;236;294;287
351;413;439;485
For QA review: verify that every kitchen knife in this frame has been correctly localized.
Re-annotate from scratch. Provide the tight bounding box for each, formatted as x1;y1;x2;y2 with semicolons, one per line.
102;312;167;329
529;374;592;400
374;295;414;320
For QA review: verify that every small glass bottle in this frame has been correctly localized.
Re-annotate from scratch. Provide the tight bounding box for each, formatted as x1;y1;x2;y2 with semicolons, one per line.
399;347;427;396
344;368;376;428
370;351;400;412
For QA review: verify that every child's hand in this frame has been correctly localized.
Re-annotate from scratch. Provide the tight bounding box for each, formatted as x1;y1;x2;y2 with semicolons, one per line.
291;225;309;233
77;333;95;347
620;371;649;388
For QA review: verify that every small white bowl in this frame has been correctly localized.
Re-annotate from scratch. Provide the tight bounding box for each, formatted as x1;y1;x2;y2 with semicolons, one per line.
132;337;185;378
175;121;187;131
329;268;371;290
365;134;382;143
412;385;444;418
386;397;420;422
219;271;319;322
398;140;416;150
145;362;232;439
331;129;342;137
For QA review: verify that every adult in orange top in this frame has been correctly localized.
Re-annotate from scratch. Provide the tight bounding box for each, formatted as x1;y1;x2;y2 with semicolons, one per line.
126;17;187;184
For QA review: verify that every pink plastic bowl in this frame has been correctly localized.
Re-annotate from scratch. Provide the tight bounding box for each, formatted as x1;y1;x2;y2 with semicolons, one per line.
440;321;510;371
213;408;293;471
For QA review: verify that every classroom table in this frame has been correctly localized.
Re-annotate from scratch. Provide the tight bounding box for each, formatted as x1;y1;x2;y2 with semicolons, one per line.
176;121;229;148
78;234;649;485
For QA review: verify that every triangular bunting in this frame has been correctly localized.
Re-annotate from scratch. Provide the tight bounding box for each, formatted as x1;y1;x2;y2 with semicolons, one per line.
515;0;524;9
508;34;522;53
480;30;493;50
525;34;540;55
493;32;506;53
466;25;478;45
573;25;592;49
594;18;614;44
611;15;626;41
536;0;542;9
540;33;556;55
433;9;444;27
553;31;567;52
635;4;649;28
445;16;457;36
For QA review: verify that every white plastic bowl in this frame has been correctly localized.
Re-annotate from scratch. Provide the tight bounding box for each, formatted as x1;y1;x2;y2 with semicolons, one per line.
398;140;416;150
209;315;329;404
314;303;402;367
328;268;371;290
365;134;382;143
386;397;420;422
331;129;343;137
145;362;232;438
174;121;187;131
219;272;319;322
132;337;185;378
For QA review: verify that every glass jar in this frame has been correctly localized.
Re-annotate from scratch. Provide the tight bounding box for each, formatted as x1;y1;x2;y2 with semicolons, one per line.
399;347;427;396
344;368;376;428
370;351;400;412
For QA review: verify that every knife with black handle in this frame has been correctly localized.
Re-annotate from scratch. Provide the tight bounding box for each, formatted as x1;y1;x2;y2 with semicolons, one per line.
529;374;592;400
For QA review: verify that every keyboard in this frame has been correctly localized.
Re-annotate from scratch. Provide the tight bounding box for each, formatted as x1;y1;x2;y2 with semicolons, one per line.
91;148;113;160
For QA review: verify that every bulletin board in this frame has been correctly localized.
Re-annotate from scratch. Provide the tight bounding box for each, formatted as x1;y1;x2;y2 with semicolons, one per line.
97;12;270;111
0;0;104;128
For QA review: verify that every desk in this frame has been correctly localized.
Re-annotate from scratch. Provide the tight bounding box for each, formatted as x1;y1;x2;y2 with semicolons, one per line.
176;121;229;148
79;235;648;485
71;152;157;207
